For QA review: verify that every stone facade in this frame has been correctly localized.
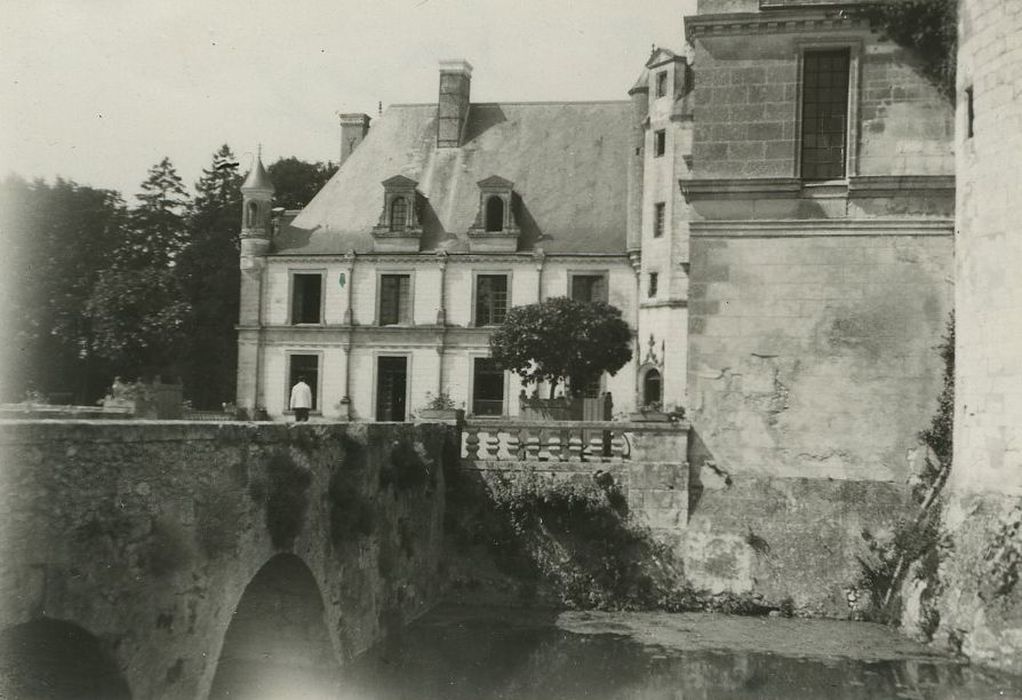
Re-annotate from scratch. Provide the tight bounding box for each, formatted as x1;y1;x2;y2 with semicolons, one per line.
0;421;452;698
683;1;955;484
933;0;1022;675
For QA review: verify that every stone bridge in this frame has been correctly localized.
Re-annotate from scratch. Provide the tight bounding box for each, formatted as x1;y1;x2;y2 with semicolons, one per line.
0;421;452;699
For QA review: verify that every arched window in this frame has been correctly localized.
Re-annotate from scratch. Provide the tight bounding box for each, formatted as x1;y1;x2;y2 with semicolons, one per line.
390;197;408;232
485;196;504;232
246;201;258;227
642;368;662;407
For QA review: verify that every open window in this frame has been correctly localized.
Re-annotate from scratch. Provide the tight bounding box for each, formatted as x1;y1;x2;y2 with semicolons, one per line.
468;176;519;251
472;357;504;416
287;353;319;411
378;273;411;325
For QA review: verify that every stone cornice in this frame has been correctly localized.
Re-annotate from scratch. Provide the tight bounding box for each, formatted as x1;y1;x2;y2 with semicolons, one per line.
680;175;956;200
685;10;866;40
690;218;954;237
640;299;689;309
265;252;630;264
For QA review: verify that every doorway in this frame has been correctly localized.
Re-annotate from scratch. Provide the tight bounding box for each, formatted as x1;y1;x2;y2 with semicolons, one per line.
376;356;408;421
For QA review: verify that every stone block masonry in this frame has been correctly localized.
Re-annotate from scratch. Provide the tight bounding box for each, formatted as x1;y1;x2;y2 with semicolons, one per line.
0;421;453;699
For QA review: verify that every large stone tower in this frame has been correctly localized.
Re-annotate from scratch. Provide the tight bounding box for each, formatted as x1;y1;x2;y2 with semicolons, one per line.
936;0;1022;674
236;152;275;415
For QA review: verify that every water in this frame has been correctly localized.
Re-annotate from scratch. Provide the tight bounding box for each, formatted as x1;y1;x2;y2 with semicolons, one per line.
339;605;1022;700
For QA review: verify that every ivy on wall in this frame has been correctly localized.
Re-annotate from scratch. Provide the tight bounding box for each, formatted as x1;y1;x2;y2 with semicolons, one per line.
856;0;958;101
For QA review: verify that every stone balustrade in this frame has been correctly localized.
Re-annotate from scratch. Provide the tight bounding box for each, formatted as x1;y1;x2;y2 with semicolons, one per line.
461;418;689;463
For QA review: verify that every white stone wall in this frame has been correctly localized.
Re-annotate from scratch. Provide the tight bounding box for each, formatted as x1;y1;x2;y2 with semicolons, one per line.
953;0;1022;497
253;254;640;420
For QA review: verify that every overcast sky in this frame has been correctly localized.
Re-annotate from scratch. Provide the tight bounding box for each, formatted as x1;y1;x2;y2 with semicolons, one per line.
2;0;697;199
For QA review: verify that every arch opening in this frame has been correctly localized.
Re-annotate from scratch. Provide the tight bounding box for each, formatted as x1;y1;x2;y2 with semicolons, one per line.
642;367;662;407
0;618;131;699
246;201;258;227
209;553;340;699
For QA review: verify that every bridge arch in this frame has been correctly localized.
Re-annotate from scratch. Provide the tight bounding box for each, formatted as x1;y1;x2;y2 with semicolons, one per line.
0;618;132;699
208;553;342;699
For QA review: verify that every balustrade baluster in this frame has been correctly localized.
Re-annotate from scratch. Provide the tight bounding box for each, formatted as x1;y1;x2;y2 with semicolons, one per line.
505;430;520;461
611;431;626;461
526;430;541;460
465;428;480;460
568;430;583;461
558;429;570;462
546;431;561;461
588;435;604;462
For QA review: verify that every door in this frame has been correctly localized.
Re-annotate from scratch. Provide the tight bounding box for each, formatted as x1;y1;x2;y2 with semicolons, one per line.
376;356;407;421
472;358;505;416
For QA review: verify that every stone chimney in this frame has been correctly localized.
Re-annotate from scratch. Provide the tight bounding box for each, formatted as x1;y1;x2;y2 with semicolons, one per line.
338;113;371;165
437;60;472;148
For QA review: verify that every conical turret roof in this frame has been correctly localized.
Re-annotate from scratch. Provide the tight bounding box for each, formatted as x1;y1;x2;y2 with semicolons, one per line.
242;155;274;192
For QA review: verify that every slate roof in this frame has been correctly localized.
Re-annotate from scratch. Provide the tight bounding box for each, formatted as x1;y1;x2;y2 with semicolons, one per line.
241;156;274;192
278;101;632;255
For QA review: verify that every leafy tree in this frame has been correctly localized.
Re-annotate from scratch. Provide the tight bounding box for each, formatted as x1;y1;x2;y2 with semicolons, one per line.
856;0;957;101
267;156;337;210
176;144;244;408
0;175;124;402
86;268;191;378
489;297;633;398
85;157;191;381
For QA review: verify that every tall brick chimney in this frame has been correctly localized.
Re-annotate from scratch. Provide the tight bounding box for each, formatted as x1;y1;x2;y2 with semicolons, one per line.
437;60;472;148
338;113;371;165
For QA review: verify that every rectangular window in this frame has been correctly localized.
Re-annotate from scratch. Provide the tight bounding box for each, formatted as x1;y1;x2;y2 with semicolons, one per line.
648;272;659;298
966;85;975;138
379;274;411;325
570;274;608;304
654;129;666;157
291;273;323;324
475;274;509;326
472;358;504;416
800;49;851;181
653;202;665;238
288;354;319;410
656;70;668;98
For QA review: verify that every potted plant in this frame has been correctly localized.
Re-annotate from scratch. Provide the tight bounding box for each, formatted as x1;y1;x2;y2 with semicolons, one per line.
629;401;670;422
416;391;461;421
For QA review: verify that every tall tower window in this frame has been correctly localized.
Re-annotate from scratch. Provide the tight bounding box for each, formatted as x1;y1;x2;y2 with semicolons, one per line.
246;201;258;227
647;272;659;298
485;196;504;232
655;71;668;98
390;197;408;232
654;130;666;157
653;202;665;238
800;49;851;180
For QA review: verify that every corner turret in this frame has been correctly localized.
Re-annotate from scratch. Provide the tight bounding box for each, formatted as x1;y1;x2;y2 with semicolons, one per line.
240;150;275;264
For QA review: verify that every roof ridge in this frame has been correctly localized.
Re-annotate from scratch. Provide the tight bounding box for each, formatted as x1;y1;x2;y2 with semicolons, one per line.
386;99;630;108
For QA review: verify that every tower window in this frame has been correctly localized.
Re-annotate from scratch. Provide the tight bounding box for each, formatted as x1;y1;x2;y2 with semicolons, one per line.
642;368;662;407
246;201;258;227
653;202;665;238
485;196;504;232
966;86;975;138
800;49;851;180
648;272;659;298
655;71;668;98
654;130;666;157
390;197;408;232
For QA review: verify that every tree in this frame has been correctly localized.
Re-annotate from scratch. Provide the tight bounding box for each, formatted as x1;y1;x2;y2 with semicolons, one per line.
489;297;633;398
120;157;190;269
267;156;337;210
0;175;125;402
176;145;244;408
856;0;957;101
85;157;191;381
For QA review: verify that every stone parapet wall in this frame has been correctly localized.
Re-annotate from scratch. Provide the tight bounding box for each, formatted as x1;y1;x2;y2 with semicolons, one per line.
0;420;453;699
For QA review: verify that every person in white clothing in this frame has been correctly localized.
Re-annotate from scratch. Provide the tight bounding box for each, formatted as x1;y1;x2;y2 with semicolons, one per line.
290;375;313;422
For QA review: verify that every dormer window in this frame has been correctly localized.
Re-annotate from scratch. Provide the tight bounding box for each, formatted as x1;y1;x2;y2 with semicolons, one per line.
373;175;423;252
390;197;408;232
485;196;504;232
468;175;519;252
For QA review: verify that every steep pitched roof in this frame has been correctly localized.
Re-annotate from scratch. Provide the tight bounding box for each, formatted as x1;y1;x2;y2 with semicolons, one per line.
241;156;274;192
278;101;632;255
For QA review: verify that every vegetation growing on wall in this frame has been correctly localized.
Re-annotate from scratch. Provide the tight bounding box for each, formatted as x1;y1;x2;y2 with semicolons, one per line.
258;450;313;549
857;314;954;631
856;0;957;100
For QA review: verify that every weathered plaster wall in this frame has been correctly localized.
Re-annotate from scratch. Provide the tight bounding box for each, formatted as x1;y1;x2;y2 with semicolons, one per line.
933;0;1022;675
0;421;451;699
688;233;952;481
